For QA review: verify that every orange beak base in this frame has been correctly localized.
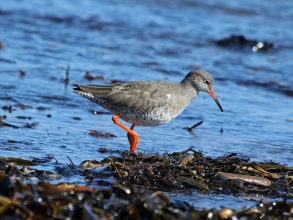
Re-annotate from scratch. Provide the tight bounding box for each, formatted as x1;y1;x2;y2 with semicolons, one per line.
208;89;223;112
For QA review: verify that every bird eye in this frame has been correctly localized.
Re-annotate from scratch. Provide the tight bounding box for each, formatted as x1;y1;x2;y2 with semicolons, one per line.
205;80;210;85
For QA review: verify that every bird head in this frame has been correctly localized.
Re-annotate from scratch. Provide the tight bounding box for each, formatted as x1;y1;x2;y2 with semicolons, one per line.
182;69;223;112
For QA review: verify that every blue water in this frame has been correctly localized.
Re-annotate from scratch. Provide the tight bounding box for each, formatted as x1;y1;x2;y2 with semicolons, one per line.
1;0;293;209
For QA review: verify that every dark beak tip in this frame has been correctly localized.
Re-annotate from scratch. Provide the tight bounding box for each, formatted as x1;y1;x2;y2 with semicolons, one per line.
215;100;223;112
208;90;223;113
219;105;223;112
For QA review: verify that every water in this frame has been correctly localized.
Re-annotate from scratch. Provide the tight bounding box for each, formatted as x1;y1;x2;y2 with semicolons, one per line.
1;0;293;209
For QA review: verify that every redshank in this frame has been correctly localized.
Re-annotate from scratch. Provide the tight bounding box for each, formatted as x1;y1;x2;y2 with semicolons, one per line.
74;69;223;154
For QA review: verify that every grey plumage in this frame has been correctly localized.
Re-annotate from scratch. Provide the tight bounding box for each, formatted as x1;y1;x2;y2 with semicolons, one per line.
73;69;223;126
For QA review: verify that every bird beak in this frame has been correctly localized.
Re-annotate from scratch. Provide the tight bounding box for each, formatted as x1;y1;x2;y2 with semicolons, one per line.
207;89;223;112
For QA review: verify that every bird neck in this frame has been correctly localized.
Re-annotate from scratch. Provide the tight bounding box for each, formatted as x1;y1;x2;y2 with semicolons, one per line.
179;81;198;101
180;79;199;95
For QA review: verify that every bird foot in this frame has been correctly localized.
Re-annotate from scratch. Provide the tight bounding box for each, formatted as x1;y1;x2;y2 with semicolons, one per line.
129;150;138;156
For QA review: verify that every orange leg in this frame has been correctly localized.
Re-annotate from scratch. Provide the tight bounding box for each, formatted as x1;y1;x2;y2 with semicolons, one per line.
127;124;136;146
112;115;138;154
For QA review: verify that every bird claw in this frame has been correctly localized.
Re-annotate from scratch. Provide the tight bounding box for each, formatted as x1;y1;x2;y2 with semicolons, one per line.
129;150;138;156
